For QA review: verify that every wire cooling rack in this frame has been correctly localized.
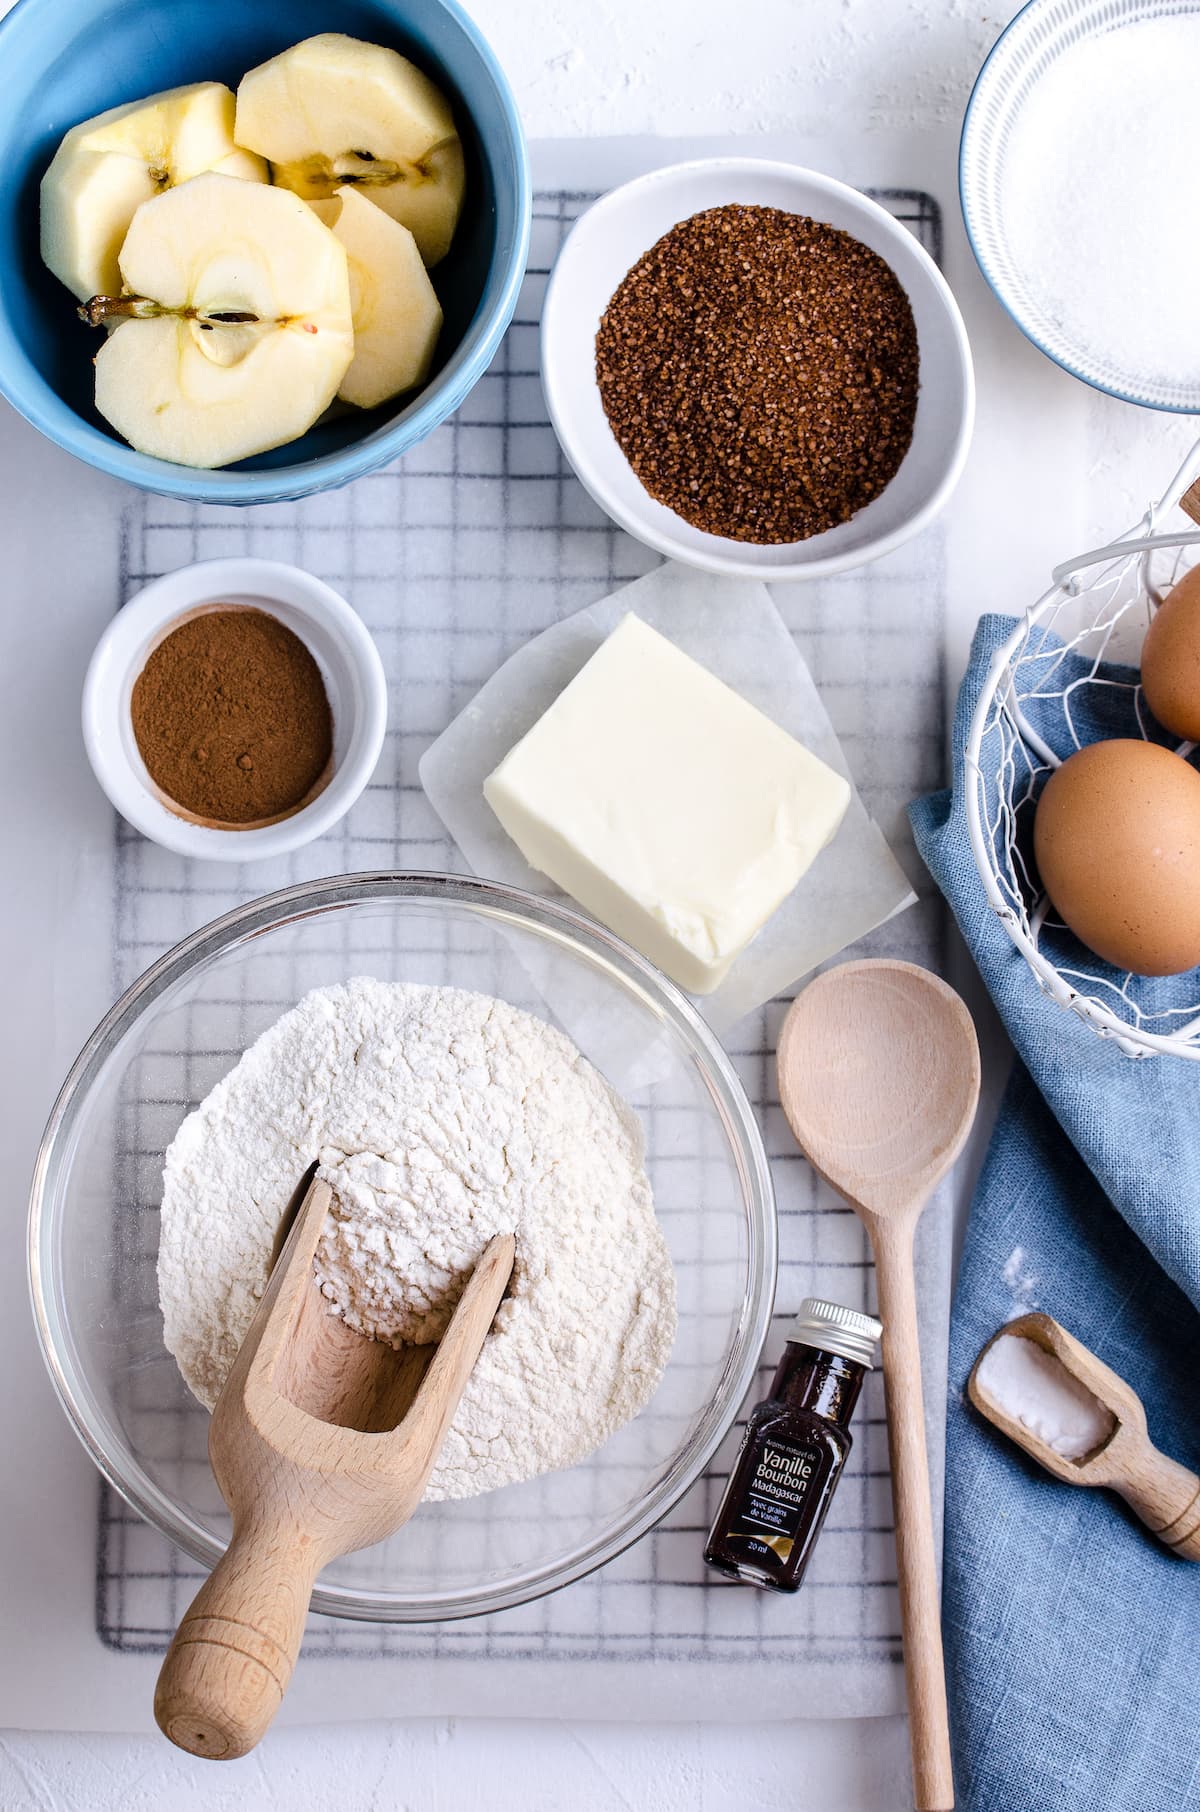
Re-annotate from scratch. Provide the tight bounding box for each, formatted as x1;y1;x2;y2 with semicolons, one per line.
97;188;948;1685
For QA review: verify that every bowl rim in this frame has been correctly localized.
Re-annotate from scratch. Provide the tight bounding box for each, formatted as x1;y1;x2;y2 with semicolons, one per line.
80;557;389;860
28;870;777;1622
958;0;1200;415
540;155;976;581
0;0;533;502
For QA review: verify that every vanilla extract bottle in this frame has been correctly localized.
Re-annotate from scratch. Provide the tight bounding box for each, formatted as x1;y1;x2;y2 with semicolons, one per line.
704;1299;882;1593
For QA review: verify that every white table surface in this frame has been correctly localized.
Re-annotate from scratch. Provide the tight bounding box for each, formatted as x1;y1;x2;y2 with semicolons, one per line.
2;1;1195;1805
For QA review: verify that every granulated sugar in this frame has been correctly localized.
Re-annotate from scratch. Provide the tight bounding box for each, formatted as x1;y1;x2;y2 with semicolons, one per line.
596;204;918;544
1001;15;1200;388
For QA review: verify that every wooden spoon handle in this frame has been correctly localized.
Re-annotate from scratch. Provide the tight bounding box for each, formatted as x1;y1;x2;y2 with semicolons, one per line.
872;1219;955;1812
1115;1448;1200;1560
154;1518;323;1760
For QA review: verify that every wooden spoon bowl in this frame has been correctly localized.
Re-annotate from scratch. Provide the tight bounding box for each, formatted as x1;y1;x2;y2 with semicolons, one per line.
778;959;980;1217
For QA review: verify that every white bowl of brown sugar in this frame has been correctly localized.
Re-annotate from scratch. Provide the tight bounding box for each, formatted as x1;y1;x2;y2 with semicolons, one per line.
82;558;387;862
541;159;974;581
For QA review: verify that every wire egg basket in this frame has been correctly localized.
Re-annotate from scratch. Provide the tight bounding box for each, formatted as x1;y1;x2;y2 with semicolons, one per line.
966;442;1200;1061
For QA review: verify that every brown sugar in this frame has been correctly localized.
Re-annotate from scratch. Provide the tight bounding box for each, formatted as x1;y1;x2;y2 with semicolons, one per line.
595;204;920;545
130;607;333;826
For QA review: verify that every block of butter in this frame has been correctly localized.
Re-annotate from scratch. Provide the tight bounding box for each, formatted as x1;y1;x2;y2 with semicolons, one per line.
483;614;851;993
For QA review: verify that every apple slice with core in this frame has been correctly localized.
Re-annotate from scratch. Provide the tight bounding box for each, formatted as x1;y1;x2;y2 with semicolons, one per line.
309;188;443;408
236;33;465;266
88;173;354;469
41;82;266;301
371;137;465;271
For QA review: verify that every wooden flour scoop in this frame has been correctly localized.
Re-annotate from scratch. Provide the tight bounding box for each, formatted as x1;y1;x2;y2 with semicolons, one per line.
154;1174;515;1760
969;1311;1200;1559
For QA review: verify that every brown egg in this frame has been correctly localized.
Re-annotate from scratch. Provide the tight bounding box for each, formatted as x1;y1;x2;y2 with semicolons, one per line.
1142;565;1200;740
1033;739;1200;975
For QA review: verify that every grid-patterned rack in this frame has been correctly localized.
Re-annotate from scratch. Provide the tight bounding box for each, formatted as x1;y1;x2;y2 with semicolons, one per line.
97;188;948;1688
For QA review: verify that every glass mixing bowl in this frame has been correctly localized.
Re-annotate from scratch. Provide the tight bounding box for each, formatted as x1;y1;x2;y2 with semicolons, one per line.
29;873;775;1621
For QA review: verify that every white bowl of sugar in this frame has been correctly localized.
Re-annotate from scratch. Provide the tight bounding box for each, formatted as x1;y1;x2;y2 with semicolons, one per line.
542;158;975;581
961;0;1200;412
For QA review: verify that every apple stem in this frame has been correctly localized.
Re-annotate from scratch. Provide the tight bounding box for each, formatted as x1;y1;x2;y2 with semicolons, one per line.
78;296;261;329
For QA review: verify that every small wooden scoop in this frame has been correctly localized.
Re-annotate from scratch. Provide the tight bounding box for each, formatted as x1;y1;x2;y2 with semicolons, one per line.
969;1311;1200;1559
155;1174;515;1760
778;959;980;1812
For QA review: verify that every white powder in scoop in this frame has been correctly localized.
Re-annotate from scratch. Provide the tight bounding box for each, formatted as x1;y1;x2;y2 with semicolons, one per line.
976;1334;1115;1461
1001;16;1200;388
157;978;676;1500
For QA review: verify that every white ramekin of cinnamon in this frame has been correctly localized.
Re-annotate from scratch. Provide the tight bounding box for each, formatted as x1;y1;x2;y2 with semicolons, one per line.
82;558;387;862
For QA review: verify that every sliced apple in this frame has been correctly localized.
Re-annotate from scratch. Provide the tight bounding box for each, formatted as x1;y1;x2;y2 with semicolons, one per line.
372;137;464;270
41;82;266;301
308;188;442;408
235;33;465;266
89;173;353;468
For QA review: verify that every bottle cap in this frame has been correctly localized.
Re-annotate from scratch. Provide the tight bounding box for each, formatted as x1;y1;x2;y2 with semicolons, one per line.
786;1298;883;1369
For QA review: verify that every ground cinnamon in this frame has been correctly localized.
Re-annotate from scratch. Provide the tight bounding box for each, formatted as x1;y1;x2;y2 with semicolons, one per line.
131;607;333;826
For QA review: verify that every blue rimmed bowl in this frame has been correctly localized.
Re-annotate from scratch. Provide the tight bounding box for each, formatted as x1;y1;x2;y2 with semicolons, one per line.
960;0;1200;413
0;0;530;503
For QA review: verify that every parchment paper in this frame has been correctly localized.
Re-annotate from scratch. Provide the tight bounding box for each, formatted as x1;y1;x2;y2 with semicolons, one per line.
420;561;916;1038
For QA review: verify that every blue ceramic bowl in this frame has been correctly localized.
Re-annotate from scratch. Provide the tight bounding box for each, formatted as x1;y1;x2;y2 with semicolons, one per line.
0;0;530;502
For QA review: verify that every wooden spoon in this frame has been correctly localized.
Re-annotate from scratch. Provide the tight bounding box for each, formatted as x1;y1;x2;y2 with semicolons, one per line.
154;1173;516;1760
969;1311;1200;1558
777;958;980;1812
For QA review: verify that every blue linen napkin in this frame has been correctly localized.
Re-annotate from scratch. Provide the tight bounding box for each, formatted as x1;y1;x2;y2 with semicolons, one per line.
909;614;1200;1812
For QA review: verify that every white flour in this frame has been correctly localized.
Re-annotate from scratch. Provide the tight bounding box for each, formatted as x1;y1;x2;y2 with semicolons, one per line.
157;978;676;1499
